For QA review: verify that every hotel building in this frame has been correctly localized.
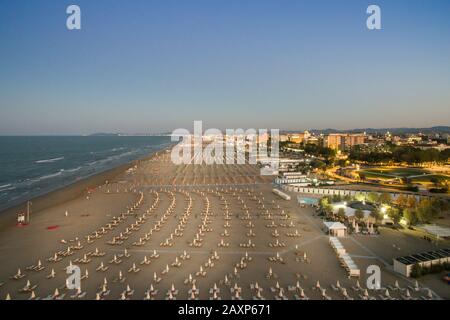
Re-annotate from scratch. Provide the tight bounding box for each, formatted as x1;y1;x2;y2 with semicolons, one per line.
323;133;366;150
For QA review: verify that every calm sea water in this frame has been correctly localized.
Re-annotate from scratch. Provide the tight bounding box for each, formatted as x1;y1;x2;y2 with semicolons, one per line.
0;136;171;211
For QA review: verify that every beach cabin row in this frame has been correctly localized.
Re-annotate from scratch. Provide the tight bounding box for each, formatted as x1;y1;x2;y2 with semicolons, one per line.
329;236;360;278
272;189;291;200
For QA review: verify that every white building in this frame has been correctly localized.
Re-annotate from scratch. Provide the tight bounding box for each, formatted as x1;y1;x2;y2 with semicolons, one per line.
323;221;347;237
393;249;450;277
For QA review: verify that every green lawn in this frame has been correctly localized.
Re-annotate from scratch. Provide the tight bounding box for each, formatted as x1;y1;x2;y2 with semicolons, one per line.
360;167;429;179
359;167;450;186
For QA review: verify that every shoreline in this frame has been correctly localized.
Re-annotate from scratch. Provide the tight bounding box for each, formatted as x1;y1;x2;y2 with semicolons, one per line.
0;146;171;231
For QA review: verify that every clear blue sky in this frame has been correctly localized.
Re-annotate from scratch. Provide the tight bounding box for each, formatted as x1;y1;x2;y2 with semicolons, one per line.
1;0;449;135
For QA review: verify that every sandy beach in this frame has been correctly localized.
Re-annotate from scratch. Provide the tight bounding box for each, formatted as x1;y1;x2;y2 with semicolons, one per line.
0;148;448;300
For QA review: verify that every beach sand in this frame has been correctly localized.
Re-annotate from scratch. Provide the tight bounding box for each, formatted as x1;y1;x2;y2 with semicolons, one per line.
0;149;448;300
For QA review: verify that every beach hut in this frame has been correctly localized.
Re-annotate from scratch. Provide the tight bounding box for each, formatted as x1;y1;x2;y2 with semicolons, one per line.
323;221;347;237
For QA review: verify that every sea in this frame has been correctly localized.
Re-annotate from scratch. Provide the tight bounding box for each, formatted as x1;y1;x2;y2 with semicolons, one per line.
0;135;172;212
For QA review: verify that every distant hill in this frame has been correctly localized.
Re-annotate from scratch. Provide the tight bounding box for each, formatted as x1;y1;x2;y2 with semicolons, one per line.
88;132;171;137
302;126;450;135
88;133;121;136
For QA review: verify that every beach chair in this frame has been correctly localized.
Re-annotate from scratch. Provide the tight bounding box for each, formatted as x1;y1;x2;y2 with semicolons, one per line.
28;291;40;300
11;268;25;280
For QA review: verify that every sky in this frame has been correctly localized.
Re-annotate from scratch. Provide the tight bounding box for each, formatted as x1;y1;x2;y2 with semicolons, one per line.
0;0;450;135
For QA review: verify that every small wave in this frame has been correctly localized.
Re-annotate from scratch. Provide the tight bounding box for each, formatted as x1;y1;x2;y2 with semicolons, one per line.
90;147;126;155
87;150;139;167
30;171;63;183
35;157;64;164
65;166;81;173
0;184;15;192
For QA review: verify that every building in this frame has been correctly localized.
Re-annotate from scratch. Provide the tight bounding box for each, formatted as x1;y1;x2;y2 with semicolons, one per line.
288;131;311;144
407;135;422;144
417;144;450;151
305;136;320;145
324;134;342;150
344;134;365;148
323;221;347;237
272;188;291;200
277;158;310;173
323;133;365;150
393;249;450;277
275;174;311;186
331;201;373;222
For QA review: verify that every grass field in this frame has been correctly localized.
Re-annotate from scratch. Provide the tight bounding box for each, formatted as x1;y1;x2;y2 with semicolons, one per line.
361;168;429;177
360;167;428;180
359;167;450;185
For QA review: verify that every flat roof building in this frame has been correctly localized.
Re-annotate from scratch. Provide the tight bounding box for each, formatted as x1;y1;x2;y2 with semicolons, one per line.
393;248;450;277
323;133;365;150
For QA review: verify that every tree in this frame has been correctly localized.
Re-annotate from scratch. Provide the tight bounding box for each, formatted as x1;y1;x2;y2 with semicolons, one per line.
406;196;417;208
387;207;401;224
319;197;330;209
319;197;332;216
379;193;392;204
354;209;365;221
395;194;408;207
372;207;382;221
367;192;379;203
416;198;439;223
434;198;450;212
337;208;346;221
349;145;449;165
343;194;353;202
403;208;418;226
311;159;326;171
369;210;378;223
430;176;440;188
